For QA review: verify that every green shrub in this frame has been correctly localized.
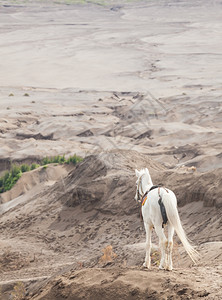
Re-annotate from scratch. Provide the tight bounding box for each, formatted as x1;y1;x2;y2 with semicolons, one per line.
41;157;51;165
41;154;82;166
0;166;22;193
59;155;66;164
11;165;21;177
0;154;83;193
52;156;60;163
66;154;83;165
3;171;10;182
20;164;30;173
31;163;40;170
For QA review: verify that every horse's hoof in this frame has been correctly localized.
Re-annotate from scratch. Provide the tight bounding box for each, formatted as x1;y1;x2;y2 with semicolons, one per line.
158;265;165;270
143;262;150;269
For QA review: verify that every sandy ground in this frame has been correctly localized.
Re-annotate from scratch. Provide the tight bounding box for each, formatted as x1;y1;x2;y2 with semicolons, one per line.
0;0;222;299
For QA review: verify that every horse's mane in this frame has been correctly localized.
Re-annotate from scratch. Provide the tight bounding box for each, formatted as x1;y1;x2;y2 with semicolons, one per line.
139;168;152;185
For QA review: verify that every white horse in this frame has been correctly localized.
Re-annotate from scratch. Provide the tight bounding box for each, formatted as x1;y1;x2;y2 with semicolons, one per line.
135;168;199;270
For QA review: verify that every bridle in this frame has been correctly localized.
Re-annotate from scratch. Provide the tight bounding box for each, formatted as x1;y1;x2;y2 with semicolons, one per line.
136;174;145;202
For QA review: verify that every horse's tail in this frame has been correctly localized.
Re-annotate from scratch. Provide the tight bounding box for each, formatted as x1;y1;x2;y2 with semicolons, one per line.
162;192;199;264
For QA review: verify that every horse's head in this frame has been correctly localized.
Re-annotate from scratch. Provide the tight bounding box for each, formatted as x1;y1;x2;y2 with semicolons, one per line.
134;168;152;202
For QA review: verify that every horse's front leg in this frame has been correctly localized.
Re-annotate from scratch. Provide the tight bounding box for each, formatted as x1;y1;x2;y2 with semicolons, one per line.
143;223;152;269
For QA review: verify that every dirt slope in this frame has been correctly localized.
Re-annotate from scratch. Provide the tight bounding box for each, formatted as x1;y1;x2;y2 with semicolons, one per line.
0;150;221;299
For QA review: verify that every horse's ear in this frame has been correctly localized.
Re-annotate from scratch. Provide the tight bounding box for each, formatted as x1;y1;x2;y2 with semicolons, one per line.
135;169;140;177
145;168;150;175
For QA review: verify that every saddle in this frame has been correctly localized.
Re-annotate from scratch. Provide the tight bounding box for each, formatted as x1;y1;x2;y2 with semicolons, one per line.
141;185;168;228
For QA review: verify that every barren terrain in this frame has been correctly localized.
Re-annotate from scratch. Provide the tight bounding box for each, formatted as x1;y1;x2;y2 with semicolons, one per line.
0;0;221;299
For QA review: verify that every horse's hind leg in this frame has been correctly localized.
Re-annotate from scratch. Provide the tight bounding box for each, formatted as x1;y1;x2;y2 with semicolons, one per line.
154;224;167;269
166;224;174;271
143;222;152;269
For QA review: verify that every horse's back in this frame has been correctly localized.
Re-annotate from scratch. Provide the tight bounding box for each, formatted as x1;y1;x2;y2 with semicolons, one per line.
142;187;177;225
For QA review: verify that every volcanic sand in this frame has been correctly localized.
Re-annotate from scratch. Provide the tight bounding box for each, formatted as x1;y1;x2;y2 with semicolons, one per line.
0;0;221;299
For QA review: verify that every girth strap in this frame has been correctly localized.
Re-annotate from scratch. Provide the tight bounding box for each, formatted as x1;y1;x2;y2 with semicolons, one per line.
158;187;168;228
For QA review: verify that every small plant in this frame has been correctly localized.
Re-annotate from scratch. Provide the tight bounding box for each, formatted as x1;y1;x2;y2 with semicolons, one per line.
0;165;22;193
151;250;160;266
99;245;117;264
52;155;61;164
59;154;66;164
41;157;50;165
66;154;83;165
11;165;21;177
23;93;29;97
20;164;30;173
30;163;40;170
11;281;26;300
9;93;14;96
